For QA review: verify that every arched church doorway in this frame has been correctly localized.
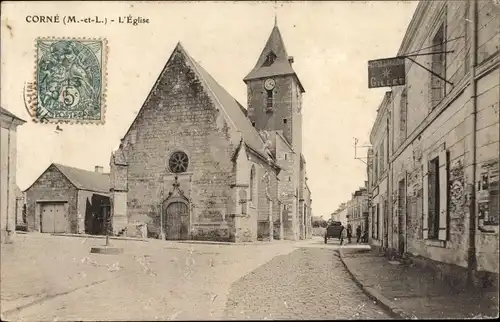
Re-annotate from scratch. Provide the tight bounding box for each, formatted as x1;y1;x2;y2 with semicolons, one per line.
164;201;189;240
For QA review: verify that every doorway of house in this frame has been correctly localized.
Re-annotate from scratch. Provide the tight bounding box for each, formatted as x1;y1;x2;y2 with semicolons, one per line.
40;202;67;233
383;200;388;249
398;179;406;255
164;201;189;240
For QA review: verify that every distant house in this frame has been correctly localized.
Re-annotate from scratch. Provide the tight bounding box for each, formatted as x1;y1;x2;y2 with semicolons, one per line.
331;202;348;226
311;216;323;223
25;163;110;235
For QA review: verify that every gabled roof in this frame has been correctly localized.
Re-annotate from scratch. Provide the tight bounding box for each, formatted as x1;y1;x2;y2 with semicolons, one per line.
184;47;270;159
53;164;110;193
26;163;110;194
1;107;26;123
236;101;248;116
119;42;273;165
243;23;305;92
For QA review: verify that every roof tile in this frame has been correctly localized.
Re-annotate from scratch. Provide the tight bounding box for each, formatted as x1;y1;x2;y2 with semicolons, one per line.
53;163;110;193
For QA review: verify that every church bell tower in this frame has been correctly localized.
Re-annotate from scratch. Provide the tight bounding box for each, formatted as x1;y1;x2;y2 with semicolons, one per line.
243;20;305;154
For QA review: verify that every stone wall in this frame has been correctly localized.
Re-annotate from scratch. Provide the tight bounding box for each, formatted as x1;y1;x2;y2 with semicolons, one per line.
274;132;299;240
119;47;239;242
475;68;499;274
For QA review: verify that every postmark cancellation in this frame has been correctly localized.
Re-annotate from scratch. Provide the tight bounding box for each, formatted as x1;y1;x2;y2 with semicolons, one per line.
28;37;108;124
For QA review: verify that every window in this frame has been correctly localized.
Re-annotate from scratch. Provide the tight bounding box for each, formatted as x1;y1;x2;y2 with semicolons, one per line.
376;204;380;240
284;153;287;160
266;90;273;109
427;157;440;239
464;1;470;72
383;199;389;244
476;1;500;65
373;152;379;183
488;181;499;225
371;206;376;239
479;163;499;225
399;88;408;143
379;142;385;174
297;91;302;114
283;118;287;124
169;151;189;173
250;165;256;203
430;23;446;107
424;150;449;241
263;51;277;67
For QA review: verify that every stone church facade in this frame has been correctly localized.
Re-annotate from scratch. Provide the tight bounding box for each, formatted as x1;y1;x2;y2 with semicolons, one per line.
110;22;312;242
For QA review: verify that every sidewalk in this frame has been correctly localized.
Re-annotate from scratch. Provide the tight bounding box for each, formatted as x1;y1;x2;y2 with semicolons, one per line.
339;248;499;319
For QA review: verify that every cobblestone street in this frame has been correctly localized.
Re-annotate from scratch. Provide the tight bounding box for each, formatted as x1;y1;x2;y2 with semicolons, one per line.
1;235;388;321
224;247;390;320
1;234;298;321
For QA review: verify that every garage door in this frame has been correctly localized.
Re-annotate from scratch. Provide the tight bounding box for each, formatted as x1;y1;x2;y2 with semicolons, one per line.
41;203;67;233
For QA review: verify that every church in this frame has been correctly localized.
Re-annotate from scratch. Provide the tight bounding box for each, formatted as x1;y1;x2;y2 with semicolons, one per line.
110;21;313;242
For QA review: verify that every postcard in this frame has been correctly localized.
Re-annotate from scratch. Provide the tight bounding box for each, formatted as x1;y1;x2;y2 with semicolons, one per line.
1;1;499;321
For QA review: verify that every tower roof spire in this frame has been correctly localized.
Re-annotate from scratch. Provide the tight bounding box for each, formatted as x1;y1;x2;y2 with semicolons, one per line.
243;19;305;92
274;1;278;26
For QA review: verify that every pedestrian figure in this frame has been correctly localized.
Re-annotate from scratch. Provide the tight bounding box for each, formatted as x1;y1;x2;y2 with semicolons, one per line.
362;230;368;243
340;224;346;245
347;224;352;244
356;225;362;244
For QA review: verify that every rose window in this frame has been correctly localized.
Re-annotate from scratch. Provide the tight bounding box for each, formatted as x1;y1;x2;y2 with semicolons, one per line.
169;152;189;173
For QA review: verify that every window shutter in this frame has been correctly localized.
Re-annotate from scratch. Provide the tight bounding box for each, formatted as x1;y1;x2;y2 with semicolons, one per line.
438;150;449;241
422;160;429;239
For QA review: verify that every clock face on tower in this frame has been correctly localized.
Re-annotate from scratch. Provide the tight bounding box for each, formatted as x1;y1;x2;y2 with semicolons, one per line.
264;78;276;91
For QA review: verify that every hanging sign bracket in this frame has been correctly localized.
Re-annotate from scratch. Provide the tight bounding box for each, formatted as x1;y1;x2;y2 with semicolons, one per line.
368;49;455;89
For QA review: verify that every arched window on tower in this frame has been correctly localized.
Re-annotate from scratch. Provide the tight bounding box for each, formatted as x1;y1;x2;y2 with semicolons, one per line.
266;89;273;110
250;165;256;204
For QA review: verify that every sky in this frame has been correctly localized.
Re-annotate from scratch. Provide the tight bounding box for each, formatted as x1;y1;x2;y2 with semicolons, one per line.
2;1;418;219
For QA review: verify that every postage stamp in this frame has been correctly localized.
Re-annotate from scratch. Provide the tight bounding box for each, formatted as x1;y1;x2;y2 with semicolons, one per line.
32;38;107;124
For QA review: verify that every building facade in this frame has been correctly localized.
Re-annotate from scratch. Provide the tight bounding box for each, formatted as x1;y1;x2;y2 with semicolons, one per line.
368;93;391;249
347;186;369;237
367;0;499;288
0;107;26;243
110;22;312;242
25;164;110;235
331;202;348;226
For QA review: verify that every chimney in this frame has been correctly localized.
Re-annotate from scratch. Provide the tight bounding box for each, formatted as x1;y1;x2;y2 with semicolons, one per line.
95;166;103;173
288;56;294;64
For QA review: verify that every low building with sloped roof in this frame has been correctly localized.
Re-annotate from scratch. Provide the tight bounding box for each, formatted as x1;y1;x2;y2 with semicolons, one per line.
25;163;111;235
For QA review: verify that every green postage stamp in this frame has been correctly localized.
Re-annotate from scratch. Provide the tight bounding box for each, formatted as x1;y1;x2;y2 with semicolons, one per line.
34;38;107;124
